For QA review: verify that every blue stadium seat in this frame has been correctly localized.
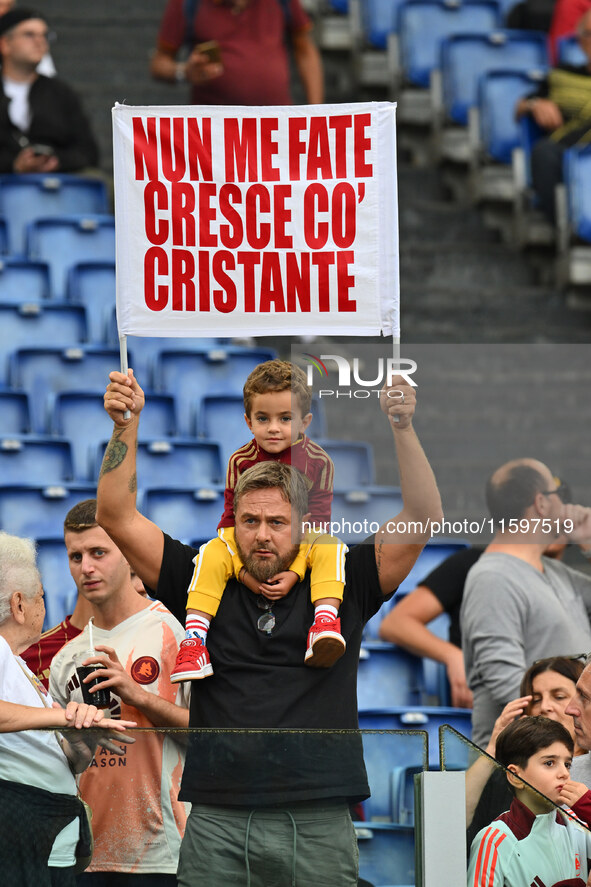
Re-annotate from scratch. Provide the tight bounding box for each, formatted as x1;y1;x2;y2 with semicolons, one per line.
153;347;277;436
354;822;415;886
398;0;500;88
196;394;248;466
95;439;224;489
0;302;88;386
0;259;50;304
357;642;426;708
330;486;403;543
0;482;96;538
477;69;546;164
26;215;116;298
441;30;548;125
564;145;591;244
0;174;108;256
50;390;178;480
0;436;74;485
361;728;428;822
106;326;223;385
557;34;586;66
362;0;407;48
315;439;375;489
0;391;31;434
9;346;120;433
327;0;348;10
358;707;472;764
36;536;77;630
142;486;225;544
67;261;116;343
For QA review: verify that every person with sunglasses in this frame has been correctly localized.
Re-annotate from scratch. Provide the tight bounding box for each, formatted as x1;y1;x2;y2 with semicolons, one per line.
96;368;442;887
461;458;591;750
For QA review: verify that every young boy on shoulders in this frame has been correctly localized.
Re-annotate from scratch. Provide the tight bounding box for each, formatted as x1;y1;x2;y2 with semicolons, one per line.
171;359;348;683
468;716;591;887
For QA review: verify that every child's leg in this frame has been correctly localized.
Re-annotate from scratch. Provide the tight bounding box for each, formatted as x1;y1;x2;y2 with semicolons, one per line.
305;596;346;668
171;607;215;684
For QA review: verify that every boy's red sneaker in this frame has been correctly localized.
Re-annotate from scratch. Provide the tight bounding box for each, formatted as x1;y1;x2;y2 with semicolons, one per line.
304;615;346;668
170;637;213;683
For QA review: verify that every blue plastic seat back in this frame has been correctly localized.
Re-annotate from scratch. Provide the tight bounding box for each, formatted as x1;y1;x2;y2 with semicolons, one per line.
557;34;586;66
95;439;224;489
478;68;547;163
0;436;74;485
196;394;249;467
0;259;50;304
107;327;223;385
153;347;277;436
67;261;116;343
0;303;88;387
0;174;108;256
355;822;416;886
0;391;31;434
441;30;548;124
50;390;178;479
26;215;115;298
357;643;426;708
0;482;96;538
10;346;120;433
315;439;375;489
358;707;472;763
36;536;77;630
330;485;403;543
564;146;591;244
361;729;427;822
399;0;501;87
143;486;225;545
363;0;408;47
326;0;348;10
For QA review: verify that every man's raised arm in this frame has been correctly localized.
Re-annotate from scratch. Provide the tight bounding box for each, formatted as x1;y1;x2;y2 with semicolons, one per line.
96;369;164;590
374;380;443;595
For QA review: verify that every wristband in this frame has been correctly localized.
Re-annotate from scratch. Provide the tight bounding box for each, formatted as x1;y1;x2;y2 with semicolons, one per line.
175;63;186;83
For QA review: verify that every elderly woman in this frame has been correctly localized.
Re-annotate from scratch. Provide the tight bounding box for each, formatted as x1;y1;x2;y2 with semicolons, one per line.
0;531;135;887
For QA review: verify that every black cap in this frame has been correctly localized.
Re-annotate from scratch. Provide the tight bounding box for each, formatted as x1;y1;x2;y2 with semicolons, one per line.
0;9;46;38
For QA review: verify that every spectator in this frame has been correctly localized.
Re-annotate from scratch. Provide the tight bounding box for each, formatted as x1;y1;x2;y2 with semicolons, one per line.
516;10;591;221
21;589;92;690
549;0;591;62
466;655;587;846
0;530;134;886
0;8;98;174
566;653;591;784
460;458;591;748
49;499;190;885
379;545;484;708
0;0;55;74
96;369;442;887
467;717;591;887
379;537;569;709
150;0;324;106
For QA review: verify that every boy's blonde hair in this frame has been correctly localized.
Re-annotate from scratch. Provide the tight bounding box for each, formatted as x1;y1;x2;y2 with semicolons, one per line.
243;360;312;417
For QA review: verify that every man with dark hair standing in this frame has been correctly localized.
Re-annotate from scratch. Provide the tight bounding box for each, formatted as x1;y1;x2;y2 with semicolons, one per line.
461;458;591;748
95;368;442;887
0;8;98;173
150;0;323;107
49;498;190;886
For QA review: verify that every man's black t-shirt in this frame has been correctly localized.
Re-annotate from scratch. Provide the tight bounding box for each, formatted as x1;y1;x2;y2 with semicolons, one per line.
420;546;484;648
156;533;392;806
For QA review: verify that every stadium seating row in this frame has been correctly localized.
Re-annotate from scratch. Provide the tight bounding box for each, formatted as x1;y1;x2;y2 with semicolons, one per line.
318;0;591;295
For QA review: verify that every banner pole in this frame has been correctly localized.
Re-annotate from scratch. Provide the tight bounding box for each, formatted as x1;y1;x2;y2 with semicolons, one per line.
392;335;400;423
119;334;131;421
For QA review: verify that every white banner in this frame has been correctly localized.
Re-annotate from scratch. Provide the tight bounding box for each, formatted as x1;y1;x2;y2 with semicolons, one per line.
112;101;399;338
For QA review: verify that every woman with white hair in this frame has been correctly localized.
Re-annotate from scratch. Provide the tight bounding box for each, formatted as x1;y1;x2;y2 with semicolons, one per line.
0;531;135;887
